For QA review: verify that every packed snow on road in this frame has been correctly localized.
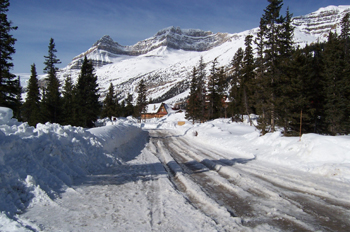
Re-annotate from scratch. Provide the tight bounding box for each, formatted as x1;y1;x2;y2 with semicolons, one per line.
1;106;349;231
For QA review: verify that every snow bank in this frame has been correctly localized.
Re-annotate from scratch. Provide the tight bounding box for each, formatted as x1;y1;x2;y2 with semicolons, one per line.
0;107;14;125
0;108;145;219
89;118;143;153
158;112;350;183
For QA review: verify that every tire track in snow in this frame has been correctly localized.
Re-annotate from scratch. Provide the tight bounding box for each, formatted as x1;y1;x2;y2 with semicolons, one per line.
148;132;243;231
149;129;350;231
138;147;165;228
161;132;314;231
172;136;350;231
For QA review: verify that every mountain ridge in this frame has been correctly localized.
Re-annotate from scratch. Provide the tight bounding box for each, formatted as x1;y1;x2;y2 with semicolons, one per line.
59;5;350;105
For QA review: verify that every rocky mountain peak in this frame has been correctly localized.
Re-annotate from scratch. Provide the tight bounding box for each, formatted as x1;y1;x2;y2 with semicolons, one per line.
154;26;213;38
93;35;119;47
292;5;350;36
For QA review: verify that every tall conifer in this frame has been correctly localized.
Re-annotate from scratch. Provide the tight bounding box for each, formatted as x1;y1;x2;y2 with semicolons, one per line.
135;79;147;121
23;64;41;126
75;56;100;128
242;35;255;125
0;0;18;111
42;38;61;123
186;67;201;123
230;47;244;120
197;56;207;122
61;75;75;125
207;58;220;119
101;83;116;119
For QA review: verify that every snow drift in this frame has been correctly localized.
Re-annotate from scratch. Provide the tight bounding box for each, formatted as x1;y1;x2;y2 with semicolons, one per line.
0;107;145;218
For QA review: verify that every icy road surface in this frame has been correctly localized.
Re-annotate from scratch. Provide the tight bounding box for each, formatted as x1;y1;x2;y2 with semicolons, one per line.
19;129;350;231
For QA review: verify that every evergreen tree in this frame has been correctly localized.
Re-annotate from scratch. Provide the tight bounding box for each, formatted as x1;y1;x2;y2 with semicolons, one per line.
0;0;18;111
196;56;207;122
274;7;296;134
306;43;327;134
229;47;244;120
323;28;350;134
186;67;201;123
261;0;284;132
242;35;255;125
42;38;62;123
287;44;326;135
124;93;134;117
22;64;41;126
254;18;269;131
135;79;147;121
255;17;266;80
61;75;75;125
217;67;228;118
101;83;116;119
207;58;220;119
75;56;100;128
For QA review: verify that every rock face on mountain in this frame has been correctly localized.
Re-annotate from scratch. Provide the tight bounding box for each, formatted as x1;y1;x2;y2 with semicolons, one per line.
69;27;231;69
131;27;230;53
60;5;350;105
292;5;350;37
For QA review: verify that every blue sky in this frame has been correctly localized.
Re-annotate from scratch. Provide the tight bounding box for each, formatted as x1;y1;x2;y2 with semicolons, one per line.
7;0;349;75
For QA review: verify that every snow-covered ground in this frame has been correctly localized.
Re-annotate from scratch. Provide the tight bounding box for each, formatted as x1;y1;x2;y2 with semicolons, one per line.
1;106;349;231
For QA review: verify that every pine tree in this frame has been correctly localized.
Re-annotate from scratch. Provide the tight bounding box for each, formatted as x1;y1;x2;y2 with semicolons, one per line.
288;44;326;135
242;35;255;125
261;0;284;132
340;13;350;133
101;83;116;119
0;0;18;111
135;79;147;121
217;67;228;118
42;38;62;123
207;58;220;119
186;67;201;123
196;56;207;122
322;14;350;134
230;47;244;120
124;93;134;117
22;64;41;126
75;56;100;128
274;7;296;134
254;18;269;131
61;75;75;125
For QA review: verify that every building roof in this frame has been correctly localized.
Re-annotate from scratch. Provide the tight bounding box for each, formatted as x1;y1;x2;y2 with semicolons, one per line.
145;103;168;114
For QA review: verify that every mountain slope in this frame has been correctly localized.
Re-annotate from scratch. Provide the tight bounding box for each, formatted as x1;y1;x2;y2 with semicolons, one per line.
58;5;350;105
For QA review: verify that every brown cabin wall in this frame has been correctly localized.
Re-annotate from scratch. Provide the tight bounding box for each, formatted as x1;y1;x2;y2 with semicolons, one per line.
141;103;168;119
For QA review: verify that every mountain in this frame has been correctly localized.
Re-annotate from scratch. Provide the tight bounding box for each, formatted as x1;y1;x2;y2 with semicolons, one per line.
58;5;350;105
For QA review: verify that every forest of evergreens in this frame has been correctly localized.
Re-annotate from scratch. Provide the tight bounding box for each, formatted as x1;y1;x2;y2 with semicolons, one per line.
186;0;350;136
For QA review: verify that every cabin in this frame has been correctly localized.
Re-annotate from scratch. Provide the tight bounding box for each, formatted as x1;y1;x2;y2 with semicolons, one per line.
141;103;169;119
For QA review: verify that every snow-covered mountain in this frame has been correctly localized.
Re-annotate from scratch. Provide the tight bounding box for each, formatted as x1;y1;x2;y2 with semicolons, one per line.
58;5;350;105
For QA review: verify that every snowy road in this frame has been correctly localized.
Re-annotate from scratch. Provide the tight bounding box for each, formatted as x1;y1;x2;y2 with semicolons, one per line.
19;129;350;231
147;129;350;231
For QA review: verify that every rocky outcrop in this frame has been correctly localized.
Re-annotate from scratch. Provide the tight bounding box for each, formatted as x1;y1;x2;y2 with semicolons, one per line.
293;5;350;37
69;27;231;69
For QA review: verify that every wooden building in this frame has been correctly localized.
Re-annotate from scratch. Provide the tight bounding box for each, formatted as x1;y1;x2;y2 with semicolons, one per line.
141;103;169;119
